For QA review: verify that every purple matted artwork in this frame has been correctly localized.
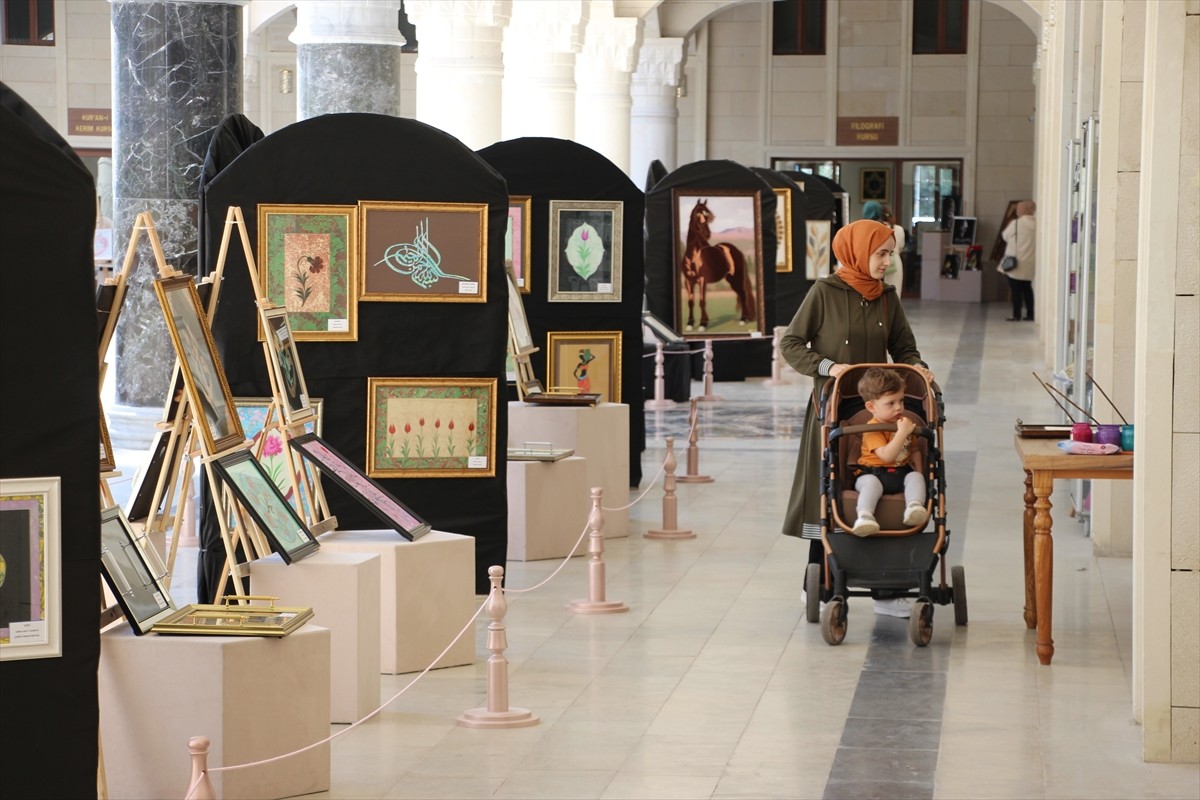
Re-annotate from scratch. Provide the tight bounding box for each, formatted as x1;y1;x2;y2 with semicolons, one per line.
288;433;430;540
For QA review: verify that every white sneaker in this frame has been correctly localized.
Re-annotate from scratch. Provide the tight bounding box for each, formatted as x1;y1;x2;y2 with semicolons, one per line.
903;502;930;527
851;513;879;537
873;597;912;618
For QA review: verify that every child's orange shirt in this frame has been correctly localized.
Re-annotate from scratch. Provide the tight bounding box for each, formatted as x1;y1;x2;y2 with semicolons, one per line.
858;416;913;468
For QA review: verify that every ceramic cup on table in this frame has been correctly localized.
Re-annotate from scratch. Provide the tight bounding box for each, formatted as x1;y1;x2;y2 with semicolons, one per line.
1070;422;1094;443
1095;424;1121;447
1120;424;1135;452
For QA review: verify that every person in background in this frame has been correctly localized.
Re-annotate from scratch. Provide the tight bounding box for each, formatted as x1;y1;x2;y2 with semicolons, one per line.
881;206;906;292
779;220;934;619
1001;200;1037;321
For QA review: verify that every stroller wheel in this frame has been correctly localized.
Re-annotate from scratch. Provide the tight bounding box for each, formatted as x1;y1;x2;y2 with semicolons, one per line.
909;601;933;647
805;563;821;623
821;598;847;645
952;565;968;626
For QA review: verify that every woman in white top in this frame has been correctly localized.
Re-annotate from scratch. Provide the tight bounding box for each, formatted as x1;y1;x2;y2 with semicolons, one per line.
882;206;906;293
1000;200;1037;321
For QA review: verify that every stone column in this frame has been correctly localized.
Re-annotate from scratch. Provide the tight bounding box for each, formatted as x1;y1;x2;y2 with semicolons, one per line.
111;0;245;411
290;0;406;119
574;12;641;174
499;0;585;141
405;0;511;150
630;37;685;188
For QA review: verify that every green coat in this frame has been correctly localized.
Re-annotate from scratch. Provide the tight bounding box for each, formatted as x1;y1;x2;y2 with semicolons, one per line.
780;275;926;539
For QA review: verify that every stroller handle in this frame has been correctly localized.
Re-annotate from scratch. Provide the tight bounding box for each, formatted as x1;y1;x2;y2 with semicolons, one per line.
829;421;935;443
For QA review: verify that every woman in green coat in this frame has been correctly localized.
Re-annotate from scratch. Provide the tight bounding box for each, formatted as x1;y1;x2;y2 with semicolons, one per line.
780;219;934;616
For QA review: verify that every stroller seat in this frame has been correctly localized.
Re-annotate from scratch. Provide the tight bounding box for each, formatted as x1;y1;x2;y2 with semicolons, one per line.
835;408;930;533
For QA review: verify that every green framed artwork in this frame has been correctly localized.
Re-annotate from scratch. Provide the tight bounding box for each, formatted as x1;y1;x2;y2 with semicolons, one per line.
235;397;324;517
548;200;623;302
257;204;357;341
212;450;320;564
366;377;497;478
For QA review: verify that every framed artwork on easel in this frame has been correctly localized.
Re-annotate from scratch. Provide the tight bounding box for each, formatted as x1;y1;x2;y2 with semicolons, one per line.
260;306;315;427
211;450;320;564
99;506;176;635
153;275;245;454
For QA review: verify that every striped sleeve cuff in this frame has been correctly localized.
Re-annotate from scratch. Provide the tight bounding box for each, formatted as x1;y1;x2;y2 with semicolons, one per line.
818;358;836;376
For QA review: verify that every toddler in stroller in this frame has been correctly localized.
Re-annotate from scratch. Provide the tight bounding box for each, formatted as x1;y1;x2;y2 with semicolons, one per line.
804;363;966;646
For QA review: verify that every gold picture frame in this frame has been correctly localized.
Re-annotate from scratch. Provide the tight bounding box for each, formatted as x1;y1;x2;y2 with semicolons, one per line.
367;377;498;478
260;306;315;427
507;195;532;295
154;276;245;455
256;204;358;342
358;201;488;303
99;399;116;473
773;187;793;274
546;331;623;404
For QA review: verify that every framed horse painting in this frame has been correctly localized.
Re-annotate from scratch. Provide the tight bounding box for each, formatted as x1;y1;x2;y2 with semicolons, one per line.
547;200;623;302
671;190;765;338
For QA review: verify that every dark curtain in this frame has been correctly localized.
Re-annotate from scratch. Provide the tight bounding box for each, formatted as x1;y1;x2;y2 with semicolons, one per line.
0;83;101;798
202;113;509;594
477;137;646;486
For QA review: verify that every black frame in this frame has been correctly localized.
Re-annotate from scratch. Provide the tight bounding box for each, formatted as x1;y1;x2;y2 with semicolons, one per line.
772;0;826;56
288;433;431;541
99;506;177;635
212;450;320;563
642;311;684;344
913;0;968;55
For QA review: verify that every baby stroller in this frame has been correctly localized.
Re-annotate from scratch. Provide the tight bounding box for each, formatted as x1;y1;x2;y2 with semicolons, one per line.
804;363;967;646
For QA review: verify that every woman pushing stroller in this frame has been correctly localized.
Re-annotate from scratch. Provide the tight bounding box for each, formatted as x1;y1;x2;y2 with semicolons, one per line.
779;219;934;618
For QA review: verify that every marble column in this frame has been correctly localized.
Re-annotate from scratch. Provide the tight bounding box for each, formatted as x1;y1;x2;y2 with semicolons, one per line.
404;0;511;150
574;12;641;174
500;0;586;141
290;0;406;119
111;0;245;410
630;37;685;187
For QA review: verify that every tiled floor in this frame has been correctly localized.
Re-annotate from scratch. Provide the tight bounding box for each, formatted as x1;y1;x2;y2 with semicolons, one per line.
108;300;1200;799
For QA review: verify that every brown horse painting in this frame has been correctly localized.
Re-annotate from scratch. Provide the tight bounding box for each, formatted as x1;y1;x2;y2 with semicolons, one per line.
680;199;757;331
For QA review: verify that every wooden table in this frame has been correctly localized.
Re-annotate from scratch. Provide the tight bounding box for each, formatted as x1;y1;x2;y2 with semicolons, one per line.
1014;436;1134;664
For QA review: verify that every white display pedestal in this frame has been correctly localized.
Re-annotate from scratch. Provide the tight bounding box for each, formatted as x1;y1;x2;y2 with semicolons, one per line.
508;402;630;537
317;529;476;674
249;551;381;724
507;456;589;561
99;624;331;800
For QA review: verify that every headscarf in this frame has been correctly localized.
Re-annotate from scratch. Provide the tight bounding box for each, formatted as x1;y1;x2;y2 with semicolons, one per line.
833;219;895;302
861;201;883;221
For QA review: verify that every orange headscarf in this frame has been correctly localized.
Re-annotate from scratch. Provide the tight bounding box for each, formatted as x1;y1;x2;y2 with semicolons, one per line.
833;220;895;302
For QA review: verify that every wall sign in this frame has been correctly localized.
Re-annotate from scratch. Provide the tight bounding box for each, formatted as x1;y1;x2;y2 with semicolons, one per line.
67;108;111;137
836;116;899;146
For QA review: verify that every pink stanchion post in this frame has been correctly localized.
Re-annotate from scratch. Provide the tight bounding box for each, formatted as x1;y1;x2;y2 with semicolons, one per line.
645;436;695;539
696;339;722;401
676;399;715;484
457;566;539;729
762;326;790;387
568;488;630;614
644;340;676;410
185;736;216;800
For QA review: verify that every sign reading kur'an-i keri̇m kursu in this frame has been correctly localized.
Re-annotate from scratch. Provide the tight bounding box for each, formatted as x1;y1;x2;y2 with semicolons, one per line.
68;108;111;136
836;116;899;146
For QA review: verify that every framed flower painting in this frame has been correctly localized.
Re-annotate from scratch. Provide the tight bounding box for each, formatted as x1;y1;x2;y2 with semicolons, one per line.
257;204;357;341
235;396;323;518
366;378;497;478
548;200;623;302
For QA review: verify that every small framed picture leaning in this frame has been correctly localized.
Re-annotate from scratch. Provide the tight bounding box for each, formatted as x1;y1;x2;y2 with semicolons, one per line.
773;187;793;274
154;275;245;455
366;377;497;479
507;195;532;294
99;506;176;635
288;433;431;541
546;331;623;404
548;200;623;302
256;203;358;341
259;306;315;426
359;201;488;303
235;396;324;520
212;450;320;564
0;476;62;661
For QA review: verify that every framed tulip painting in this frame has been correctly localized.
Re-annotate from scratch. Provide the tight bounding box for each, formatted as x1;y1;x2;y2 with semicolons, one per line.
359;201;488;302
257;204;358;341
546;331;622;404
0;476;61;661
507;195;532;294
547;200;623;302
672;189;764;337
366;377;497;478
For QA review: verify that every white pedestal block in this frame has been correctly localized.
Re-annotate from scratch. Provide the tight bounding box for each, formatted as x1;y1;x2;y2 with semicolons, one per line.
508;402;630;537
316;530;476;674
249;551;381;724
507;456;589;561
99;624;331;800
